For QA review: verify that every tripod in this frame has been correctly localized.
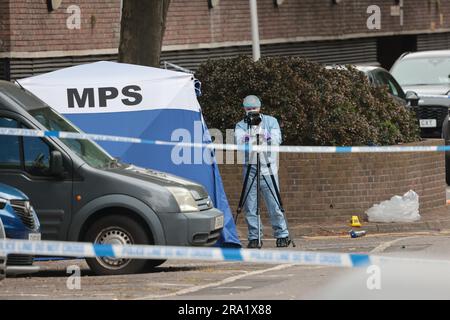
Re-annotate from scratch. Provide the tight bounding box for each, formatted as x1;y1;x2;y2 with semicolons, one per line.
234;124;296;249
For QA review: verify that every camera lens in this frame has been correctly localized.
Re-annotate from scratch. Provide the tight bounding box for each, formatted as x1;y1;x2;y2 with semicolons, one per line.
245;112;262;126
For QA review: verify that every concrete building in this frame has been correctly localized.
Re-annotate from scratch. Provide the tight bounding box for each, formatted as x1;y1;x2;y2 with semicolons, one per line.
1;0;450;80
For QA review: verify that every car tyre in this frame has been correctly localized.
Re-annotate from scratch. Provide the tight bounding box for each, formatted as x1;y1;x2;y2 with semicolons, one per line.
84;214;165;275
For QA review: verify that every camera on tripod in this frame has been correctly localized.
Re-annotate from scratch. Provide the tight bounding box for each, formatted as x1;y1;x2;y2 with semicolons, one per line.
244;112;262;126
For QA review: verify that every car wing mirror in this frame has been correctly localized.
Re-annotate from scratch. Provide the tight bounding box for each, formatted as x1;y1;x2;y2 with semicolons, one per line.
50;150;64;177
405;91;420;107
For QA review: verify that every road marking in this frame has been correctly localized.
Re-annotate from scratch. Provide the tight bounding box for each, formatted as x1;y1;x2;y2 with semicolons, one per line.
369;231;446;254
155;283;195;288
256;273;295;278
136;264;294;300
370;236;423;254
214;286;253;290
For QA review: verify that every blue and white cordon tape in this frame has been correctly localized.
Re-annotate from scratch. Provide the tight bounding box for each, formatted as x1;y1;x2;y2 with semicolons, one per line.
0;239;393;268
0;127;449;154
0;239;412;268
0;239;449;269
0;239;367;268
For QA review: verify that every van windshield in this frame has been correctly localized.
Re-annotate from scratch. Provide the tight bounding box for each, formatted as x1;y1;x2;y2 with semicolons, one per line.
28;107;115;169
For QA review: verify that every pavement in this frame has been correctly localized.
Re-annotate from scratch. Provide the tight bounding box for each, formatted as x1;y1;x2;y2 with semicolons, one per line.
235;208;450;238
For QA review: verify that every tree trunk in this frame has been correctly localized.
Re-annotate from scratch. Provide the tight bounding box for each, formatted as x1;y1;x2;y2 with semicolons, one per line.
119;0;171;67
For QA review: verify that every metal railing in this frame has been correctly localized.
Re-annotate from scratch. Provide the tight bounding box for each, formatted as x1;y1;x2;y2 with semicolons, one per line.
162;61;195;74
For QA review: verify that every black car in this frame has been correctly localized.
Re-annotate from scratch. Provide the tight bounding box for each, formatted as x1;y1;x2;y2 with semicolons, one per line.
356;66;411;104
328;65;420;105
391;51;450;183
357;65;450;183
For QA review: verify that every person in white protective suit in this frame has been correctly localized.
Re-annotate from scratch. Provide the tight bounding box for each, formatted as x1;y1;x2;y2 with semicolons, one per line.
234;95;291;249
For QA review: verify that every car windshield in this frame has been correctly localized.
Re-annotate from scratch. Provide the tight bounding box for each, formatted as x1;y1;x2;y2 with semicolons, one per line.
28;107;115;169
392;57;450;86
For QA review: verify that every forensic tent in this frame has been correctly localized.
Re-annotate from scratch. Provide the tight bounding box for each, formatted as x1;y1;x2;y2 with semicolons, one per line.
18;61;241;247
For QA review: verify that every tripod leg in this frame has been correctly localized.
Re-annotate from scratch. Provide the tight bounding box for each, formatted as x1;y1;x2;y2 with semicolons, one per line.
269;172;285;212
262;175;282;210
236;123;263;247
235;174;256;225
235;163;255;224
256;135;262;249
261;152;285;212
235;132;258;217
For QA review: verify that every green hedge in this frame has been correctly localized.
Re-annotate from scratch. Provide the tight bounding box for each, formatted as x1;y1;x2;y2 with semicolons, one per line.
196;56;420;146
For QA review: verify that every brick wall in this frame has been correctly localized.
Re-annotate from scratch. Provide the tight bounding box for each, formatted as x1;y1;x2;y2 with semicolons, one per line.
164;0;450;47
1;0;449;54
219;139;447;223
0;0;10;52
1;0;121;53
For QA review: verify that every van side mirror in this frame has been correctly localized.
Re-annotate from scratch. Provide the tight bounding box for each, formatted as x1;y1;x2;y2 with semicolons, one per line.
50;150;64;177
405;91;420;107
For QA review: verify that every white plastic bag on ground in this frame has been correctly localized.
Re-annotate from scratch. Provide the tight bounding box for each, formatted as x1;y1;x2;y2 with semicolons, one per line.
366;190;421;223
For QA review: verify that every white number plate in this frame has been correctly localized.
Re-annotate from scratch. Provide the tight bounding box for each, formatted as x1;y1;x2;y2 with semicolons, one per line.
28;233;41;241
214;216;224;230
419;119;437;128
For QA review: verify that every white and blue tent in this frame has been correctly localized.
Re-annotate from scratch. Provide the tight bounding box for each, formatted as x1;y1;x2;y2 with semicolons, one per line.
18;61;241;247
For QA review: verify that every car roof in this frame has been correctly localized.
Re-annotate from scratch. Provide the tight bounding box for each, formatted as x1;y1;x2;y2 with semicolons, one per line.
354;65;380;72
0;80;47;114
401;50;450;59
326;64;384;73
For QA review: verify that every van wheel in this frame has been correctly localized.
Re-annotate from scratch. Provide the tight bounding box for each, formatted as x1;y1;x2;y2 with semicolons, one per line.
84;215;165;275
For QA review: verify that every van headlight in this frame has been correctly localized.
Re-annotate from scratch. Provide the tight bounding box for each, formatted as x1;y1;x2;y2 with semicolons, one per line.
167;187;199;213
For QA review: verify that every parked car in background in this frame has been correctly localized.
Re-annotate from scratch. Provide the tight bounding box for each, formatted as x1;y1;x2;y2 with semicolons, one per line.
391;50;450;96
329;64;450;182
391;50;450;183
0;182;40;275
327;65;420;106
0;80;224;276
355;65;420;106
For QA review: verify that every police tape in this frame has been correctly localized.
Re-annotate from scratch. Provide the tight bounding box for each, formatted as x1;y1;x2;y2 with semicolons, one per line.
0;127;449;154
0;239;449;269
0;239;371;268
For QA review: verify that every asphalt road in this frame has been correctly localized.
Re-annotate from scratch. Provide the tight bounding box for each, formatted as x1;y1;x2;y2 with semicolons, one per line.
2;231;450;300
